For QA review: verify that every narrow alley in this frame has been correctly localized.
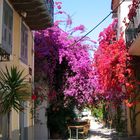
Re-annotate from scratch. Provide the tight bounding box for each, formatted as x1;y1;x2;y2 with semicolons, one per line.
1;0;140;140
89;116;117;140
69;116;140;140
89;118;140;140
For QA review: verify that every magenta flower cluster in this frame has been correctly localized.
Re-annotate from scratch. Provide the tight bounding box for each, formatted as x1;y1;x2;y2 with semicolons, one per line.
34;25;95;105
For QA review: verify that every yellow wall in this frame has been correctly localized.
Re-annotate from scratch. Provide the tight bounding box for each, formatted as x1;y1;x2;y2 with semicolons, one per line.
0;0;34;140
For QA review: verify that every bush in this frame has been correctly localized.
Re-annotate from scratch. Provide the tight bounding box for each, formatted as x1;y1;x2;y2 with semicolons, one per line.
92;107;103;121
46;104;76;139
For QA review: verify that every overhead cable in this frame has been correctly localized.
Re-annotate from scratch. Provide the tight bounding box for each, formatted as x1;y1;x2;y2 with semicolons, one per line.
69;0;126;46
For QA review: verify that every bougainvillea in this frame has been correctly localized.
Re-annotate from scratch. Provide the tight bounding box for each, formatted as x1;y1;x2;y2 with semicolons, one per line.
34;1;140;108
34;8;95;105
128;0;140;21
34;30;59;87
93;17;140;108
124;56;140;105
33;1;140;137
93;19;128;103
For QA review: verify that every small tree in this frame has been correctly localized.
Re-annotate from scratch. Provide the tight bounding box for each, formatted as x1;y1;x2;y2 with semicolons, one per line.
0;66;30;114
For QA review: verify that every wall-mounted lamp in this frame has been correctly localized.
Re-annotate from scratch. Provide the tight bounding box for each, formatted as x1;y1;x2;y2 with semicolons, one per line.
21;12;27;18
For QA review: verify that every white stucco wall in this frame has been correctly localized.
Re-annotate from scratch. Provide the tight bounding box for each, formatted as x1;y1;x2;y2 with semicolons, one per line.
34;101;48;140
117;0;132;38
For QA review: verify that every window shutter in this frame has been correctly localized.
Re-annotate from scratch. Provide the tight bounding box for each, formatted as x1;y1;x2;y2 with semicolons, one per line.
24;32;28;60
21;23;28;64
2;0;13;54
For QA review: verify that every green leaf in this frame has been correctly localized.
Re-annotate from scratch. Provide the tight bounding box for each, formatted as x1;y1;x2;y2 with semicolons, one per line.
0;66;31;114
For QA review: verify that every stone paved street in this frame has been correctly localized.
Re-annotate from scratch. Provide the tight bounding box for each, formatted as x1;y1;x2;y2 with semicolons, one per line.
89;116;140;140
68;116;140;140
89;116;117;140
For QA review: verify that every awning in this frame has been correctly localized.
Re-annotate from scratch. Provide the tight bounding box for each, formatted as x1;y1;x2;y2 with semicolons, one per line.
11;0;54;30
128;35;140;56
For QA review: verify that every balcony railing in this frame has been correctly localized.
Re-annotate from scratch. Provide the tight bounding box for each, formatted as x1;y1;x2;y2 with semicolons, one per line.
125;23;138;48
46;0;54;22
125;4;140;48
11;0;54;30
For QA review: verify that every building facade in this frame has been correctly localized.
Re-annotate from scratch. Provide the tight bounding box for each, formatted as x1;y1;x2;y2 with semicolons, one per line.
112;0;140;137
125;0;140;136
0;0;53;139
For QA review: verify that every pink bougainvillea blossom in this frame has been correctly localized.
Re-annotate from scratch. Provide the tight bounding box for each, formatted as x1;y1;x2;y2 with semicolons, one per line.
69;25;86;34
55;1;62;5
128;0;140;21
34;22;96;105
93;19;128;103
57;5;61;9
32;94;37;100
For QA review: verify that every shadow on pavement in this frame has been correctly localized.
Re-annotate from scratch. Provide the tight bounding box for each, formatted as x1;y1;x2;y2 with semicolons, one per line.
89;130;114;139
89;129;140;140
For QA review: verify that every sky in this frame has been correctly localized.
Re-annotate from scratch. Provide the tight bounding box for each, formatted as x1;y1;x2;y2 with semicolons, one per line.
54;0;113;42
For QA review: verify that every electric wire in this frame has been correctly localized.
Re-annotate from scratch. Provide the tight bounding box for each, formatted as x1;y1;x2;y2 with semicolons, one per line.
69;0;126;46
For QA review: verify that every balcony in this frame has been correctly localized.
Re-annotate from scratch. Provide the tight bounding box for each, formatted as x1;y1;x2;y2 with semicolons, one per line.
125;22;138;47
10;0;54;30
125;5;140;55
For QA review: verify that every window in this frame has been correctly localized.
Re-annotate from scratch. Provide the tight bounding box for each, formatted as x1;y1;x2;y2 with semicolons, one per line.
2;0;13;54
21;22;28;64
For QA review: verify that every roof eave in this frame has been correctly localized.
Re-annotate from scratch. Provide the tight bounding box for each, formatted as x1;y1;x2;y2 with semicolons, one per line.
10;0;54;30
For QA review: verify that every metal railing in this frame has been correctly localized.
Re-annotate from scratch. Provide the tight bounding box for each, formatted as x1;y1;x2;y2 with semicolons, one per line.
125;23;138;47
125;3;140;48
46;0;54;23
